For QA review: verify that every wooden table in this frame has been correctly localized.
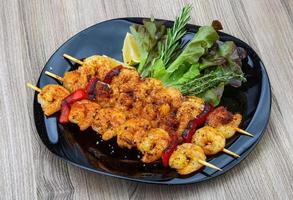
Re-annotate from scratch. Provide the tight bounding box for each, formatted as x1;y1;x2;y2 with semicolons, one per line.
1;0;292;199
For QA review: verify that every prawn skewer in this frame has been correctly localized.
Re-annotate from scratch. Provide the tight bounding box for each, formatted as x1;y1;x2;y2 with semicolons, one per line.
27;82;70;116
192;126;240;158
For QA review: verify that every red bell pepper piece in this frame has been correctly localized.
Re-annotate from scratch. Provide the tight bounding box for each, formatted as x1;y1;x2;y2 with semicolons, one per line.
162;134;179;167
64;88;88;104
59;89;88;123
182;120;198;143
103;65;123;84
59;101;70;123
85;76;111;100
182;103;214;143
95;82;111;98
85;76;100;100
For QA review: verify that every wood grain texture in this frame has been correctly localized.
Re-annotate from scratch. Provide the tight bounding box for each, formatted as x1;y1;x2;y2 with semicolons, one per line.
0;0;292;199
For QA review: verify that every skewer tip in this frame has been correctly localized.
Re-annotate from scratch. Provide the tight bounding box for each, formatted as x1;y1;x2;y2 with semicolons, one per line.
26;83;41;93
63;53;84;65
223;148;240;158
236;128;254;137
45;71;64;82
198;160;222;171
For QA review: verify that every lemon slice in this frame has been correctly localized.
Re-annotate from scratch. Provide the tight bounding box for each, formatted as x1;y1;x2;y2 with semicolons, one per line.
122;32;141;66
102;55;135;69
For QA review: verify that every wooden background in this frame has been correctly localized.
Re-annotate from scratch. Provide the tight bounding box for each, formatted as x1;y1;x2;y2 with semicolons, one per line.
0;0;292;199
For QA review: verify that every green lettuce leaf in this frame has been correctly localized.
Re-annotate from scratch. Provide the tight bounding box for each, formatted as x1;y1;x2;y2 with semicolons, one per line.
166;26;219;74
152;26;219;85
130;18;167;76
199;83;225;106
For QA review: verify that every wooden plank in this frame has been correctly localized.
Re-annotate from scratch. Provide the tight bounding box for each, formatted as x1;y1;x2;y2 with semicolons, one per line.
0;0;292;199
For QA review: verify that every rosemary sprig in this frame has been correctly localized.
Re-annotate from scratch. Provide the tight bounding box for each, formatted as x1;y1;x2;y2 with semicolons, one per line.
178;69;246;95
159;5;192;66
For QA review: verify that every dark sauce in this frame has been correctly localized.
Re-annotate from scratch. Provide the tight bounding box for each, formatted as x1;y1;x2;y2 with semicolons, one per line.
59;123;177;179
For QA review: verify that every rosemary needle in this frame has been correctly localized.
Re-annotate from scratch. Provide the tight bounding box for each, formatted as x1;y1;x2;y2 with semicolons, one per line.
160;5;192;66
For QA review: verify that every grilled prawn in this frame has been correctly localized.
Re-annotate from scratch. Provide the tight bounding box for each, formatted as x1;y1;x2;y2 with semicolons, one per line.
69;100;100;131
206;106;242;139
37;84;70;116
92;108;127;141
192;126;225;155
115;118;151;149
176;96;204;134
137;128;170;163
169;143;206;175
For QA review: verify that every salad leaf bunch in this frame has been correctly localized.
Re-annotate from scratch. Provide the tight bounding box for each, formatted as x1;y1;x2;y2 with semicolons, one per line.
123;5;246;105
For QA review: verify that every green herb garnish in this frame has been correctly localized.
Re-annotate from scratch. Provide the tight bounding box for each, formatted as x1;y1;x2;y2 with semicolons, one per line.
159;5;192;66
123;6;247;106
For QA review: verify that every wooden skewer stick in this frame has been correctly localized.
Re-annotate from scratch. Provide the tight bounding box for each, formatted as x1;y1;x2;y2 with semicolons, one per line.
44;71;111;88
45;71;64;82
223;148;240;158
198;160;222;171
26;83;41;93
236;128;254;137
63;54;84;65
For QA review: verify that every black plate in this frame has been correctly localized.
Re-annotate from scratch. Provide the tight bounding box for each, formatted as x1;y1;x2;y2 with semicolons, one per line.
33;18;271;184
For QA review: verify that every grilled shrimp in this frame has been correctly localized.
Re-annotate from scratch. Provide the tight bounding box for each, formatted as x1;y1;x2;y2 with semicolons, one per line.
169;143;206;175
63;55;114;92
192;126;225;155
115;118;151;149
135;78;164;102
151;87;183;108
176;96;204;134
110;91;135;112
137;128;170;163
92;108;127;141
37;84;70;116
63;70;89;92
206;106;242;139
83;55;114;80
69;100;100;131
111;68;140;93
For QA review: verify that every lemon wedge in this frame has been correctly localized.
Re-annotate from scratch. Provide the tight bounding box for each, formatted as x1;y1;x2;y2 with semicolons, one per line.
122;32;141;66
